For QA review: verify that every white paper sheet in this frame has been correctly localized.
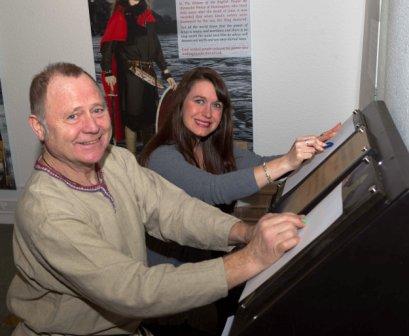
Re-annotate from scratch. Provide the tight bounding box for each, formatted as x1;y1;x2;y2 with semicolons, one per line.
282;116;356;195
221;315;235;336
239;183;343;301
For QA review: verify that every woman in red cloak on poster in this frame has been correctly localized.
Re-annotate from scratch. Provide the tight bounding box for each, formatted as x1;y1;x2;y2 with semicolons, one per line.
100;0;176;154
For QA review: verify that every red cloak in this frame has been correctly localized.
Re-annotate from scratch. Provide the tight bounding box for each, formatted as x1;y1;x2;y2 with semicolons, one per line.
100;6;155;142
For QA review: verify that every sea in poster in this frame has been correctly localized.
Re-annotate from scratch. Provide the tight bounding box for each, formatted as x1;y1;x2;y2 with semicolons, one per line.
89;0;253;143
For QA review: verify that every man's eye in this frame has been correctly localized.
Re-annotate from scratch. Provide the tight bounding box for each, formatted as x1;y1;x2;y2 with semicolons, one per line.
93;106;107;115
67;114;77;121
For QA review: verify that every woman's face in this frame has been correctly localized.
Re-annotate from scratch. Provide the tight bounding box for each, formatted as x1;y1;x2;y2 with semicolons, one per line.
181;80;223;138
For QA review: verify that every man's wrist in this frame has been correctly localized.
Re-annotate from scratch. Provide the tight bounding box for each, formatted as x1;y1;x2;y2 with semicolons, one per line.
228;221;254;245
223;245;265;289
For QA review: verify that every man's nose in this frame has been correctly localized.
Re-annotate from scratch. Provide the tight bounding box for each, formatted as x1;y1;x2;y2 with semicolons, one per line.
83;113;99;132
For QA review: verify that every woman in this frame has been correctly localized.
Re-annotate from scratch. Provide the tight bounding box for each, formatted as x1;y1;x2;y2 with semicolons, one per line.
139;66;337;335
100;0;177;154
139;67;330;209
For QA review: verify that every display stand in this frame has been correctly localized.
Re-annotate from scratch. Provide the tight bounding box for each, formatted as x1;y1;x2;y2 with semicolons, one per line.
229;101;409;336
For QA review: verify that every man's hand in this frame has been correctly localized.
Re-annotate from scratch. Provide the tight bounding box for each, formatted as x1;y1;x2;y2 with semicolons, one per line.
245;213;303;268
223;213;304;289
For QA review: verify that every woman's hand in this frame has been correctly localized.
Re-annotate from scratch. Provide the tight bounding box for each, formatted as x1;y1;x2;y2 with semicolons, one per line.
318;122;342;142
283;136;326;171
254;123;340;188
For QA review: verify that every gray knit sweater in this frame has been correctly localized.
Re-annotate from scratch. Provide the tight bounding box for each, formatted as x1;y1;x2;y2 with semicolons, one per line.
148;144;278;205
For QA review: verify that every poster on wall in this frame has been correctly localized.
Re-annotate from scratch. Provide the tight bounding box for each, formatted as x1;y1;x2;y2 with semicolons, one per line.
88;0;252;147
177;0;251;58
0;79;16;189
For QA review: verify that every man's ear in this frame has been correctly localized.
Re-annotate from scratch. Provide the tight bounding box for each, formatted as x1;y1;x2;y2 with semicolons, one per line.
28;115;46;141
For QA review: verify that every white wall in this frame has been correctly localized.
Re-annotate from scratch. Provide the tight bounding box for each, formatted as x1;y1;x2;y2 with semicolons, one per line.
251;0;366;155
0;0;366;222
377;0;409;149
0;0;95;222
359;0;381;108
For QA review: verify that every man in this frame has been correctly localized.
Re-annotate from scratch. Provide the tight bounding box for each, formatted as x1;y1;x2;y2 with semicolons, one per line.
7;62;304;336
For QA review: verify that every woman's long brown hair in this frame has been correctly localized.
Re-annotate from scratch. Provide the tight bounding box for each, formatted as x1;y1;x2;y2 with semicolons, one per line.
139;67;236;174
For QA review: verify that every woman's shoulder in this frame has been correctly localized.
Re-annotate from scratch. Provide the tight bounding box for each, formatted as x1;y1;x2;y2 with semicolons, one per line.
232;144;267;168
151;144;179;156
149;144;183;166
233;144;253;157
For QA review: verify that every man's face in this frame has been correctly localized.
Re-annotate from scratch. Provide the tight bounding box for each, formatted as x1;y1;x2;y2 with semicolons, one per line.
42;74;112;170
